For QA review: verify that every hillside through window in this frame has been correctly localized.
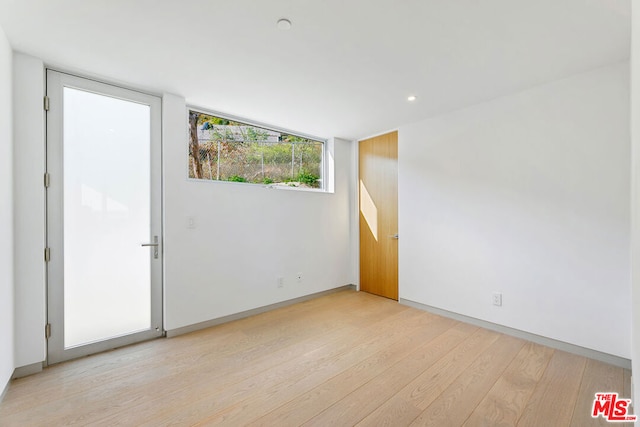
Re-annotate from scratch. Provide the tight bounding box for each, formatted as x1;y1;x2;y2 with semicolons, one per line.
188;110;324;189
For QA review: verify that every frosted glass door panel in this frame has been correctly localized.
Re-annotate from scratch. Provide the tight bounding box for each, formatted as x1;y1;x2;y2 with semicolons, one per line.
63;88;151;348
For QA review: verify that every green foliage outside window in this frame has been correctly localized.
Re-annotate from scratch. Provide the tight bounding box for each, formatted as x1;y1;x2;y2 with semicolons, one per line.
188;111;323;189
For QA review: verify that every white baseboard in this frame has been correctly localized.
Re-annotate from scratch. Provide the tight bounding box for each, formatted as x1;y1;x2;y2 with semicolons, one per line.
399;298;631;369
0;379;8;404
166;284;357;338
12;362;44;379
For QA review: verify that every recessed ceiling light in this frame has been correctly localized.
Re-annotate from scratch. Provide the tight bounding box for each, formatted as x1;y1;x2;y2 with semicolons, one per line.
277;18;292;30
407;95;417;102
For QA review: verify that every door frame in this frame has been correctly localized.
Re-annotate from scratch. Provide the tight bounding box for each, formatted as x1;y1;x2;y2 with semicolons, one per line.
45;69;164;365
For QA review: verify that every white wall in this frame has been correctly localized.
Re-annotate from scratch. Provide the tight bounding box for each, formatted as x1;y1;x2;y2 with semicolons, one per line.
399;62;630;358
13;53;46;368
630;0;640;403
0;24;14;393
163;95;353;330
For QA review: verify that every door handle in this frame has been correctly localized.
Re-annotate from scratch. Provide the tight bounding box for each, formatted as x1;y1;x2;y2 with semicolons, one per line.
390;234;399;239
141;235;159;259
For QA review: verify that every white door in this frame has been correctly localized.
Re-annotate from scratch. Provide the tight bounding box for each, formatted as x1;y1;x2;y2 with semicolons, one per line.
46;70;163;364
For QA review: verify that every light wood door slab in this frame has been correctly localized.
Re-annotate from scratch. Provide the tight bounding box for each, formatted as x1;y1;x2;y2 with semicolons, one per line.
359;131;398;300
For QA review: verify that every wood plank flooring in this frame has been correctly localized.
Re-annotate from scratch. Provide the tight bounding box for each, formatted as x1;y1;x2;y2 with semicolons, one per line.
0;289;632;426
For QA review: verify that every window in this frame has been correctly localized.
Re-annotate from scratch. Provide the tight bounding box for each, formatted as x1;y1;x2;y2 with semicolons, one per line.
188;110;324;189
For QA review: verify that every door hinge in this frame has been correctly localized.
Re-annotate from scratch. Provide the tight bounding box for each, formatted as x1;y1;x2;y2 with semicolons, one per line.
45;323;51;339
44;172;50;188
44;247;51;262
44;96;50;111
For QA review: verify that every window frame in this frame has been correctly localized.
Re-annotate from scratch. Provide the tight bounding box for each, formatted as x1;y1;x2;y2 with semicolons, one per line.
186;107;329;192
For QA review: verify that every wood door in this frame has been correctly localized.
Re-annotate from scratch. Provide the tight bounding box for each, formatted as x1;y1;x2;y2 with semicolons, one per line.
359;131;398;300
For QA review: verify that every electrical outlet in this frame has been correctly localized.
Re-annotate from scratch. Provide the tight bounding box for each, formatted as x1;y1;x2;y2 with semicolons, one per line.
296;272;303;283
277;277;284;288
492;292;502;306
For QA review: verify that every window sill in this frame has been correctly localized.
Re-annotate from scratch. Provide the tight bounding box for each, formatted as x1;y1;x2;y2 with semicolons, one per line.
187;177;333;194
265;184;331;194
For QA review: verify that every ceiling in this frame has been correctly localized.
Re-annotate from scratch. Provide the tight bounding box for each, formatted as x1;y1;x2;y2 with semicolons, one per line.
0;0;631;140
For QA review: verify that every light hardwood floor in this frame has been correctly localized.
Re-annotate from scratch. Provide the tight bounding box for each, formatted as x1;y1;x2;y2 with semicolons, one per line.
0;289;632;426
